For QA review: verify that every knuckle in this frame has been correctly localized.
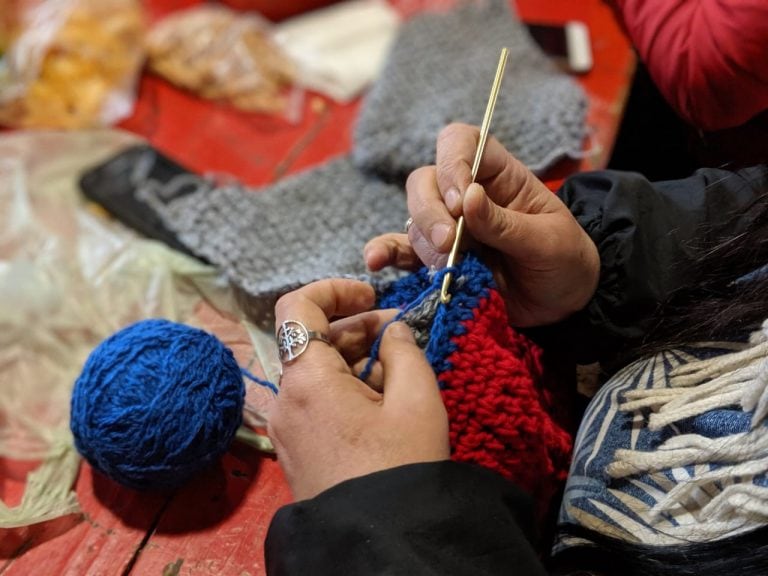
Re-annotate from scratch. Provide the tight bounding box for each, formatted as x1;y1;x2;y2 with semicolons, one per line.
437;122;473;144
274;291;299;319
436;130;475;187
436;123;457;145
407;187;437;221
439;157;466;182
406;165;434;195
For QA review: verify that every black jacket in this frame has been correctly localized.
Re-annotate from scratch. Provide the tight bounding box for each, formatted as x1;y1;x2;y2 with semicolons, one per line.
265;166;768;575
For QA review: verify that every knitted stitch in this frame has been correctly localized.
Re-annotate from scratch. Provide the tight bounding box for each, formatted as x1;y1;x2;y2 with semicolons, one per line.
353;0;588;178
379;253;573;513
151;157;408;302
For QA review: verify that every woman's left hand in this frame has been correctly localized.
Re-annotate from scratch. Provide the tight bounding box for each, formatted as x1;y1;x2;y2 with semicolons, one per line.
268;278;450;501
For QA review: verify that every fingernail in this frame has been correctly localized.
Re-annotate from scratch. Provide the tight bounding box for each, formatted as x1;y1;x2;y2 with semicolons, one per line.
430;223;451;249
445;187;460;212
389;322;415;342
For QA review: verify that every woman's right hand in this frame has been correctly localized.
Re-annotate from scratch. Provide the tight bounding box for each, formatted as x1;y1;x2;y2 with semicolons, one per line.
364;123;600;327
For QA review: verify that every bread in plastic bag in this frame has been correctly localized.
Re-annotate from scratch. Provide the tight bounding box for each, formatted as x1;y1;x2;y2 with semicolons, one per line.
0;0;145;129
146;5;298;115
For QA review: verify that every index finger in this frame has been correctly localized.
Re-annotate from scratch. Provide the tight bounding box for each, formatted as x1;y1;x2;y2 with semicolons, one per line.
435;123;509;203
274;279;376;373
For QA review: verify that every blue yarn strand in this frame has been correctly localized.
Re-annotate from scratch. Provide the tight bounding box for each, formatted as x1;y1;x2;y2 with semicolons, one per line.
241;367;279;395
358;267;456;381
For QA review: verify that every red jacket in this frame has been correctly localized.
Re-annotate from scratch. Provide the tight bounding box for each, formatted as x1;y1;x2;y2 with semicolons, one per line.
615;0;768;131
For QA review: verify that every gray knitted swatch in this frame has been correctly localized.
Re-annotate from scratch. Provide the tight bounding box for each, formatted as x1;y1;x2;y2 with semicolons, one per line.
353;0;588;178
154;157;407;303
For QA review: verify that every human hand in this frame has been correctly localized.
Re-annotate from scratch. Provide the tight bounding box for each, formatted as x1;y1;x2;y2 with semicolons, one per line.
268;279;449;501
364;123;600;327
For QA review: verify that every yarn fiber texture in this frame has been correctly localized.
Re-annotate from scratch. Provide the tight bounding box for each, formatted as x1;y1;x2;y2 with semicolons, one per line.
134;1;586;304
353;0;588;178
378;253;573;513
70;319;245;491
154;157;408;303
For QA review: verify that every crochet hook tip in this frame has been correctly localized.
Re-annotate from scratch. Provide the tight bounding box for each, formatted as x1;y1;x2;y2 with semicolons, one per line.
439;275;453;304
440;214;466;303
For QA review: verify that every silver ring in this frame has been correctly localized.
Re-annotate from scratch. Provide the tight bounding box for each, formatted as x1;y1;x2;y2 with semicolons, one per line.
277;320;332;363
404;216;414;233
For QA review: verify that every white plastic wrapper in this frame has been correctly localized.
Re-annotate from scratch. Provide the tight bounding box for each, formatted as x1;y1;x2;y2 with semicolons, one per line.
274;0;400;102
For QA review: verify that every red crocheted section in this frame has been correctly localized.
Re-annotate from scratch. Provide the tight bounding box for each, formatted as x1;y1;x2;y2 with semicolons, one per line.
439;288;573;512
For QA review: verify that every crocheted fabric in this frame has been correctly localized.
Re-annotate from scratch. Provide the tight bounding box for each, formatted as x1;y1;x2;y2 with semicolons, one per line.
150;157;408;302
379;253;573;514
353;0;588;178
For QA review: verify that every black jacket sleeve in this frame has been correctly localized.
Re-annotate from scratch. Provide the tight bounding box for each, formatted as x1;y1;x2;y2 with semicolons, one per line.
548;165;768;363
265;461;547;576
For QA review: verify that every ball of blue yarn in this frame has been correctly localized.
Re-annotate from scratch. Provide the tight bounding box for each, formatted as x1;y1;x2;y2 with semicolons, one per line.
70;319;245;491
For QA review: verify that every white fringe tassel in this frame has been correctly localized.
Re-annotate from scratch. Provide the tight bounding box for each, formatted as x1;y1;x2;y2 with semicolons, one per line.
605;319;768;530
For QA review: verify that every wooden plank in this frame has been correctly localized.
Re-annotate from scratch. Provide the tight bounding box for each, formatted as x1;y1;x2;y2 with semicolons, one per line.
118;75;333;186
127;448;291;576
115;0;335;186
281;100;361;175
1;463;167;576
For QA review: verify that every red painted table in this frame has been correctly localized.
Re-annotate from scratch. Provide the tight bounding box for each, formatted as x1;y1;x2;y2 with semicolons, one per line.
0;1;634;574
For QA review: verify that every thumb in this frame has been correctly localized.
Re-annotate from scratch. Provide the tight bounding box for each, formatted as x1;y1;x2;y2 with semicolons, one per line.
378;321;442;410
463;183;539;259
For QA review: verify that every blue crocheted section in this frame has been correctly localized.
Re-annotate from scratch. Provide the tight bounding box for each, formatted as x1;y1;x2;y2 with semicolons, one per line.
378;253;495;379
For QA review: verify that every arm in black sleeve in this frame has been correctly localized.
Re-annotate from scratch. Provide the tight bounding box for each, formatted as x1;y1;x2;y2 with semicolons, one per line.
265;461;548;576
537;165;768;364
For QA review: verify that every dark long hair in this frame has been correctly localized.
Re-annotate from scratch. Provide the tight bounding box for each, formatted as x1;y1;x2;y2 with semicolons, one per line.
638;164;768;353
552;523;768;576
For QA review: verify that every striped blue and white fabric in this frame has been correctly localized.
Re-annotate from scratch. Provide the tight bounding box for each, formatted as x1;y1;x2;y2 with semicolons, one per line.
555;326;768;551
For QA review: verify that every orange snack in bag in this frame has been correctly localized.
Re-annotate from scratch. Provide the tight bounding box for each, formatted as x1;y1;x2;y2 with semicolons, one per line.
0;0;144;129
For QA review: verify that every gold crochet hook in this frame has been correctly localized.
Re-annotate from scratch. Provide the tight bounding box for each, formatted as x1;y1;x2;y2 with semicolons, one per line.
439;47;509;304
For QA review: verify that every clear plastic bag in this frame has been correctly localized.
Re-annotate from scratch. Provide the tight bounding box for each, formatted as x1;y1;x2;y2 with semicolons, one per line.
0;0;145;129
146;5;302;118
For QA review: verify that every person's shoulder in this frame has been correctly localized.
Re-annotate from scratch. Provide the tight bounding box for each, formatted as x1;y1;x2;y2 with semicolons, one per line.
617;0;768;130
